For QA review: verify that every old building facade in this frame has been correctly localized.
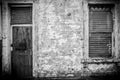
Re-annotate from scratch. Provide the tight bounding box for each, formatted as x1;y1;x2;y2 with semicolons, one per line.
0;0;120;78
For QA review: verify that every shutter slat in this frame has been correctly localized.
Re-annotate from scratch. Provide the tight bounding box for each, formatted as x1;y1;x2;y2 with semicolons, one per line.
89;33;112;57
89;10;113;32
11;6;32;24
89;5;113;57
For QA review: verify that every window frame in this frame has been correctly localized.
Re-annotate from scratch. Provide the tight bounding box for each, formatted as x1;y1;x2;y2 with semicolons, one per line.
83;1;118;62
10;4;32;25
88;4;115;58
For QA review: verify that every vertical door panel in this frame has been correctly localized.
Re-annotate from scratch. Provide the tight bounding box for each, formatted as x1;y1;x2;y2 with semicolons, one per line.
12;26;32;77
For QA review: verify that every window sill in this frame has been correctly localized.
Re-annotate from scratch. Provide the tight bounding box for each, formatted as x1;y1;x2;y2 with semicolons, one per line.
81;58;120;64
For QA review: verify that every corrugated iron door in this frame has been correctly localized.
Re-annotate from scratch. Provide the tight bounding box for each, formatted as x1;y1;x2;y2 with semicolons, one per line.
11;26;32;78
89;4;114;57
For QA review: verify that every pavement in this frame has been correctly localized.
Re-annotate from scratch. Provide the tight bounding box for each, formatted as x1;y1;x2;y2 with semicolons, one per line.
0;73;120;80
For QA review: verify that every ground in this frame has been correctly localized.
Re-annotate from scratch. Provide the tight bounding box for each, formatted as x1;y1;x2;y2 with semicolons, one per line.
0;72;120;80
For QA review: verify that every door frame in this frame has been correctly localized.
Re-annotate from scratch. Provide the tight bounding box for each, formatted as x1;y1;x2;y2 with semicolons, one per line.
10;4;33;77
2;1;34;76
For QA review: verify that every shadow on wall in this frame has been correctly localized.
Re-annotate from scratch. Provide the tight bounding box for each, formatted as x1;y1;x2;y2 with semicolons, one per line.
0;33;1;76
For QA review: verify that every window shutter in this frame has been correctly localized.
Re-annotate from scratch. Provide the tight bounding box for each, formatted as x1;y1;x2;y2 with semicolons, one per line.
11;6;32;24
89;5;113;57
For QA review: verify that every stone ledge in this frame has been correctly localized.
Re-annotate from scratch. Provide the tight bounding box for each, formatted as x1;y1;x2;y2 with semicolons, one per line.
81;58;120;64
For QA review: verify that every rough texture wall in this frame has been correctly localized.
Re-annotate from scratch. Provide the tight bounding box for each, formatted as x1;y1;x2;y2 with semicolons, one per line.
1;0;119;78
2;2;11;73
116;1;120;58
33;0;84;77
33;0;117;77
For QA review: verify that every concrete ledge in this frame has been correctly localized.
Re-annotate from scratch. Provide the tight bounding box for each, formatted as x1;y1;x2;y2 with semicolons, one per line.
81;58;120;64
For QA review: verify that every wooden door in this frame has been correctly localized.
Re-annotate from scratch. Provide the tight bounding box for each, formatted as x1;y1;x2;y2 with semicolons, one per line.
11;26;32;78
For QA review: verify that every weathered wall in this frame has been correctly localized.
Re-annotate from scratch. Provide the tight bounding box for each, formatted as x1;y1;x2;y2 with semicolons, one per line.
116;0;120;58
1;0;120;78
2;1;12;74
33;0;84;77
33;0;118;77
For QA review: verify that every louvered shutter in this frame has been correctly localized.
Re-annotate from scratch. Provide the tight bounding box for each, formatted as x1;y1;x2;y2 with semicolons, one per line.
11;6;32;24
89;5;113;57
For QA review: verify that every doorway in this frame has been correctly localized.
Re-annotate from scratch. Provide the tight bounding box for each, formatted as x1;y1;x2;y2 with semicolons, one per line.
10;4;33;78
